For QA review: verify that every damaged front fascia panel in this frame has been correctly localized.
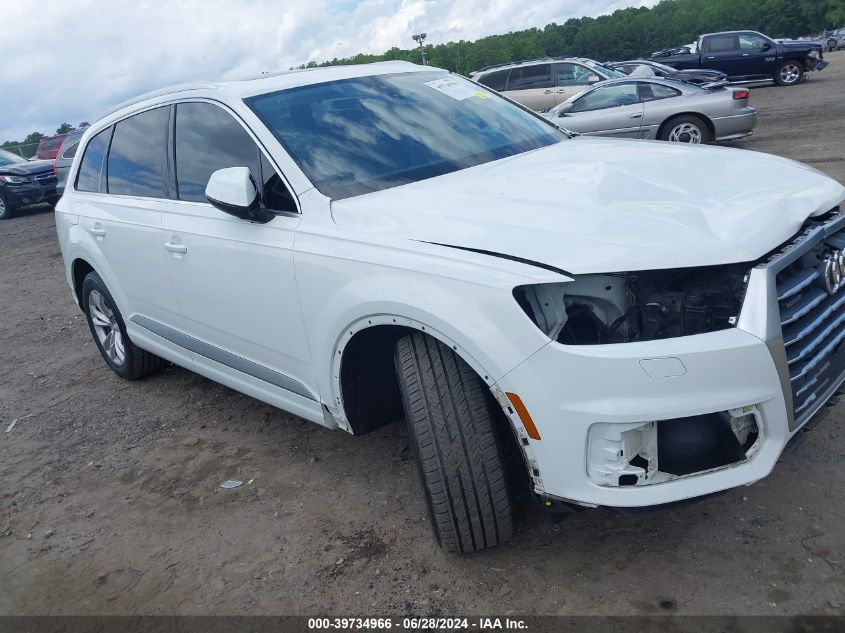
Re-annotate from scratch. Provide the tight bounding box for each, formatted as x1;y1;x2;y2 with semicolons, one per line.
587;405;763;487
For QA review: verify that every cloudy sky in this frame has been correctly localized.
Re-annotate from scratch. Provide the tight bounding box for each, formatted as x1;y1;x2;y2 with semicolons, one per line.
2;0;657;143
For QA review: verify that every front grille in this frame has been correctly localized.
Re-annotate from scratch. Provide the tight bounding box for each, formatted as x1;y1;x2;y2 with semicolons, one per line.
776;223;845;423
33;173;57;185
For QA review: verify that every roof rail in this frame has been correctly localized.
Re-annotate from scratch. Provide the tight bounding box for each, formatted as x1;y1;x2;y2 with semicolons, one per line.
472;55;589;75
99;81;219;119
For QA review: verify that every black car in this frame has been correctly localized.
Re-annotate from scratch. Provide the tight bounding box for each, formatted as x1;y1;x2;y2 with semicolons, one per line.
0;149;60;219
607;60;727;85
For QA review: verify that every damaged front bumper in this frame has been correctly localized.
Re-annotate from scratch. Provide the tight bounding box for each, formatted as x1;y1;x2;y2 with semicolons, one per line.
807;49;829;72
496;211;845;508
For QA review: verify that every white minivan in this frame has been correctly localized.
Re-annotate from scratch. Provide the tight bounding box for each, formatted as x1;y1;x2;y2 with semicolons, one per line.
56;61;845;552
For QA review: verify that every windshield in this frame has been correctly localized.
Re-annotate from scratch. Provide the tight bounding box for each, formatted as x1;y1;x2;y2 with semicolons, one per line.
246;71;562;199
0;149;26;167
587;62;626;79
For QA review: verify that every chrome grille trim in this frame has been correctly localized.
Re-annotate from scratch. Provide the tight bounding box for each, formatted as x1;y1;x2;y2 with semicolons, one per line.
737;209;845;431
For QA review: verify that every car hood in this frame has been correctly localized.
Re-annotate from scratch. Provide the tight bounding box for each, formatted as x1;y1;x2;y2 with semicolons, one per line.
0;159;54;176
331;138;845;275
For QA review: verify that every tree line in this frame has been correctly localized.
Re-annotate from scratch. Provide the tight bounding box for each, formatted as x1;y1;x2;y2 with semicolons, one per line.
2;122;88;159
298;0;845;75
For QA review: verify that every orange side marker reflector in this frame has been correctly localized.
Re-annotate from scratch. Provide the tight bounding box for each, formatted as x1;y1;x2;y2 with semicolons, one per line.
506;392;541;440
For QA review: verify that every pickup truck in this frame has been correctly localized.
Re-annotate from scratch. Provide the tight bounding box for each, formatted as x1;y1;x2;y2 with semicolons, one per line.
650;30;828;86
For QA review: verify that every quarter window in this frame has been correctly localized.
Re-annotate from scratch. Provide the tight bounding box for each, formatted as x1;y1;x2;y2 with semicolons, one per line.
507;64;553;90
478;69;509;91
61;141;79;160
107;107;170;198
571;83;640;112
639;83;681;101
76;128;111;193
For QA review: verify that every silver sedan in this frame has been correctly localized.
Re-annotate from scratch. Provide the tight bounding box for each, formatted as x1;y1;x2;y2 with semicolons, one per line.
541;77;757;144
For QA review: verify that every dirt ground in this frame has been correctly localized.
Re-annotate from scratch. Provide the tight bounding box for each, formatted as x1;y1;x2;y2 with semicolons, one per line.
2;52;844;617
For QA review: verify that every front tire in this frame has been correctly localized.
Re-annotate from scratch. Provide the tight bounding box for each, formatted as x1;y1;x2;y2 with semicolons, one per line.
82;271;163;380
394;332;514;553
775;60;804;86
0;193;15;220
660;114;711;144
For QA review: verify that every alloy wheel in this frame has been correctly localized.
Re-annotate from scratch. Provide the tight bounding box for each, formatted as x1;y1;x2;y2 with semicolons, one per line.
88;289;126;365
668;122;703;144
780;63;801;85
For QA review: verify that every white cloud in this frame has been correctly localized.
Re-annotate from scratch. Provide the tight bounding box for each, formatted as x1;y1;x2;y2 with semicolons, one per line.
0;0;656;142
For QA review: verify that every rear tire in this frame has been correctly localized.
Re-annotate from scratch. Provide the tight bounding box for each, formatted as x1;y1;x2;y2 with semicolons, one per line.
0;193;15;220
660;114;711;144
394;332;514;553
82;271;164;380
775;60;804;86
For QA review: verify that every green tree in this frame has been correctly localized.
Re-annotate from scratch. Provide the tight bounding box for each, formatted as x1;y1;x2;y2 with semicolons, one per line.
56;123;74;134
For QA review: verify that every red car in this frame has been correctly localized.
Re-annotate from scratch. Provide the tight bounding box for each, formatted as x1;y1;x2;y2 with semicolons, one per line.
35;134;68;160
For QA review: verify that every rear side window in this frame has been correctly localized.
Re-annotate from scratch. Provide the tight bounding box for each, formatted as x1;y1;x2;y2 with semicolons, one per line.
76;128;111;192
708;35;739;53
478;69;509;91
107;107;170;198
174;103;261;203
507;64;553;90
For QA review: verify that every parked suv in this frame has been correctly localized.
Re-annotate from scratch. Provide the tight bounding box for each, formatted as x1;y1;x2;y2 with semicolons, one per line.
54;128;86;196
0;149;60;219
35;133;68;160
56;62;845;552
471;58;624;110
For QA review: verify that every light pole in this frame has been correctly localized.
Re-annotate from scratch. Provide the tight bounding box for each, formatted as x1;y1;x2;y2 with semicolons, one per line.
412;33;427;65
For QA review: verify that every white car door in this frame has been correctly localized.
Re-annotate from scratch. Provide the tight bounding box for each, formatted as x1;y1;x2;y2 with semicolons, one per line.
560;83;644;138
76;107;186;338
502;64;556;111
159;101;320;410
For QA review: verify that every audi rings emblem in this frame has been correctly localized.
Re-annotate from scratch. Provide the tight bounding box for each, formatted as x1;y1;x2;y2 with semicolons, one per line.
821;250;845;296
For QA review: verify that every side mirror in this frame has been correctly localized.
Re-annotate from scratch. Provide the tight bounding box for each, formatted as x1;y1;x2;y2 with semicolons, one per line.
557;102;574;116
206;167;272;223
762;42;772;51
587;75;601;85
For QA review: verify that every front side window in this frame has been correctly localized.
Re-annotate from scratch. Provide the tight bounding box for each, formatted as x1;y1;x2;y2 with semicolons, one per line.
478;69;509;91
175;102;261;203
246;71;562;199
739;34;770;50
107;107;169;198
555;63;595;87
76;127;111;193
571;83;640;112
507;64;553;90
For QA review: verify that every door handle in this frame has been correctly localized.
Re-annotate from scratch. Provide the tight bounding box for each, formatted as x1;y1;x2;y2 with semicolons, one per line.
629;113;643;119
164;241;187;254
556;89;566;93
543;89;553;94
89;224;106;237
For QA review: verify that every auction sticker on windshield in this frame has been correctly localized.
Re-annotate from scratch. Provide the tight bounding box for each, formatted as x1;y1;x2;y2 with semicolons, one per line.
425;77;485;100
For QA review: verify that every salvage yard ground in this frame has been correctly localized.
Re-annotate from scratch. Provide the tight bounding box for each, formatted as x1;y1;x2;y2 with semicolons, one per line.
1;51;844;616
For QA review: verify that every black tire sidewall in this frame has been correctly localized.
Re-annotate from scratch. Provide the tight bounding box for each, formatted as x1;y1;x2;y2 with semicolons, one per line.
81;272;138;379
0;192;13;220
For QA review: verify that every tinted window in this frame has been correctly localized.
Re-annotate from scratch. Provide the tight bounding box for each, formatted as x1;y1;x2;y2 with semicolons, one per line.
61;141;79;160
507;64;552;90
107;107;169;198
571;83;640;112
76;128;111;192
708;35;739;53
555;63;595;87
246;72;562;199
175;103;262;202
478;69;509;91
649;84;681;99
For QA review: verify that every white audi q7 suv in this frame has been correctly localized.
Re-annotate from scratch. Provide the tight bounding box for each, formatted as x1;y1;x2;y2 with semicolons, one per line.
56;61;845;553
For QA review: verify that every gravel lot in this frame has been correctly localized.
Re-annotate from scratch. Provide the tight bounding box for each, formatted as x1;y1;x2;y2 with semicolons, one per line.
2;52;844;616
